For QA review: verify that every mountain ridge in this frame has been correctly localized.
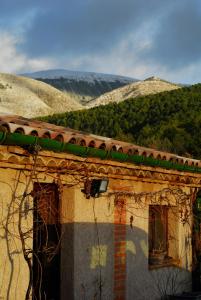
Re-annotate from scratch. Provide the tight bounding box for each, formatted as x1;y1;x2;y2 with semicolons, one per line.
21;68;137;83
87;76;181;107
21;69;137;104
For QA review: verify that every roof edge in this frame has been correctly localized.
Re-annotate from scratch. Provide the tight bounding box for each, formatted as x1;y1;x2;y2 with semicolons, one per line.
0;131;200;174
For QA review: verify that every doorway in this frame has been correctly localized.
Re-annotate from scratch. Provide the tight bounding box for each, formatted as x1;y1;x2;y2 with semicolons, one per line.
32;183;61;300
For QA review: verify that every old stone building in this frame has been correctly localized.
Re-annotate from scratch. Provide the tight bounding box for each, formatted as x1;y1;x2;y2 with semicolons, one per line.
0;114;200;300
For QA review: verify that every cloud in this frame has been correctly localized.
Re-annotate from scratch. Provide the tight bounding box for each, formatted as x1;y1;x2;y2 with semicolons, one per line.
1;0;201;83
21;0;167;57
0;31;55;73
140;0;201;70
61;31;201;84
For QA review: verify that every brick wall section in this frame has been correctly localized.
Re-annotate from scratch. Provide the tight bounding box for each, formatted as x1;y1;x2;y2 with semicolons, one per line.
114;198;126;300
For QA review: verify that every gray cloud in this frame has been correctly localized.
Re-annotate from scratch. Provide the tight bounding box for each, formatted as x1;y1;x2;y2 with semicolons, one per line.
20;0;168;57
1;0;201;82
139;0;201;69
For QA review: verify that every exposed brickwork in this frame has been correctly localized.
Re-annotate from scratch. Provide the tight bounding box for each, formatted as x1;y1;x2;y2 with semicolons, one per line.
114;198;126;300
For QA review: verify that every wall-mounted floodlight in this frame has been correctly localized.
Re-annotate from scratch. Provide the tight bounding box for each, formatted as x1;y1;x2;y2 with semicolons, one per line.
91;178;109;197
82;178;109;198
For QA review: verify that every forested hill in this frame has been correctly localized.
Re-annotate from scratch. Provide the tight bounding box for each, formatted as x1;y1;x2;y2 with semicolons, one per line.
39;83;201;159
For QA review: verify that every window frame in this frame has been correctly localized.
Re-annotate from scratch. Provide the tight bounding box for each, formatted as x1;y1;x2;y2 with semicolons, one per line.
149;205;168;253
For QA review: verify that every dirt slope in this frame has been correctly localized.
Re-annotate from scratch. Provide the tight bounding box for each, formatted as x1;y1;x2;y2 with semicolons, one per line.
0;73;83;118
87;76;181;107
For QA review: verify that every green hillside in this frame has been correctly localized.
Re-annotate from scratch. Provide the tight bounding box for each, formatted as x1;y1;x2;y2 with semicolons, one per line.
39;84;201;159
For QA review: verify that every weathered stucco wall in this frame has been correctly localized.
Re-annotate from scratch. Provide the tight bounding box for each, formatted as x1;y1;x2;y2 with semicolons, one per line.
60;179;193;300
0;145;198;300
0;168;33;300
123;182;192;300
60;186;115;300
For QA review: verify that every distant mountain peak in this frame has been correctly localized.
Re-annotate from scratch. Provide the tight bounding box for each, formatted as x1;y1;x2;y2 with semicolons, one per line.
21;69;137;83
20;69;138;105
144;76;161;81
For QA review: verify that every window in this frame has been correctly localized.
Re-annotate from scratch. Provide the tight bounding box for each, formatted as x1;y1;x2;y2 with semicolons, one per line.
149;204;181;268
149;205;168;252
149;205;169;266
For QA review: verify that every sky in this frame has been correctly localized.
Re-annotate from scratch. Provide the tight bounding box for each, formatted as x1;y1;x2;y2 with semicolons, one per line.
0;0;201;83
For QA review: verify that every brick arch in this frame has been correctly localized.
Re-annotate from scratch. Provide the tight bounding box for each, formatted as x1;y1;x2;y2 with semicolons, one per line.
99;143;106;150
68;162;78;170
127;149;133;155
36;158;45;166
7;155;19;164
115;168;122;175
142;151;147;157
68;137;77;144
108;166;115;174
98;166;107;174
58;160;67;169
88;140;96;148
89;164;97;172
42;131;51;139
54;134;64;143
30;130;39;136
79;139;86;146
133;149;139;155
80;163;87;170
47;159;57;167
14;127;25;134
21;157;31;165
118;147;123;153
111;145;117;152
0;123;10;132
